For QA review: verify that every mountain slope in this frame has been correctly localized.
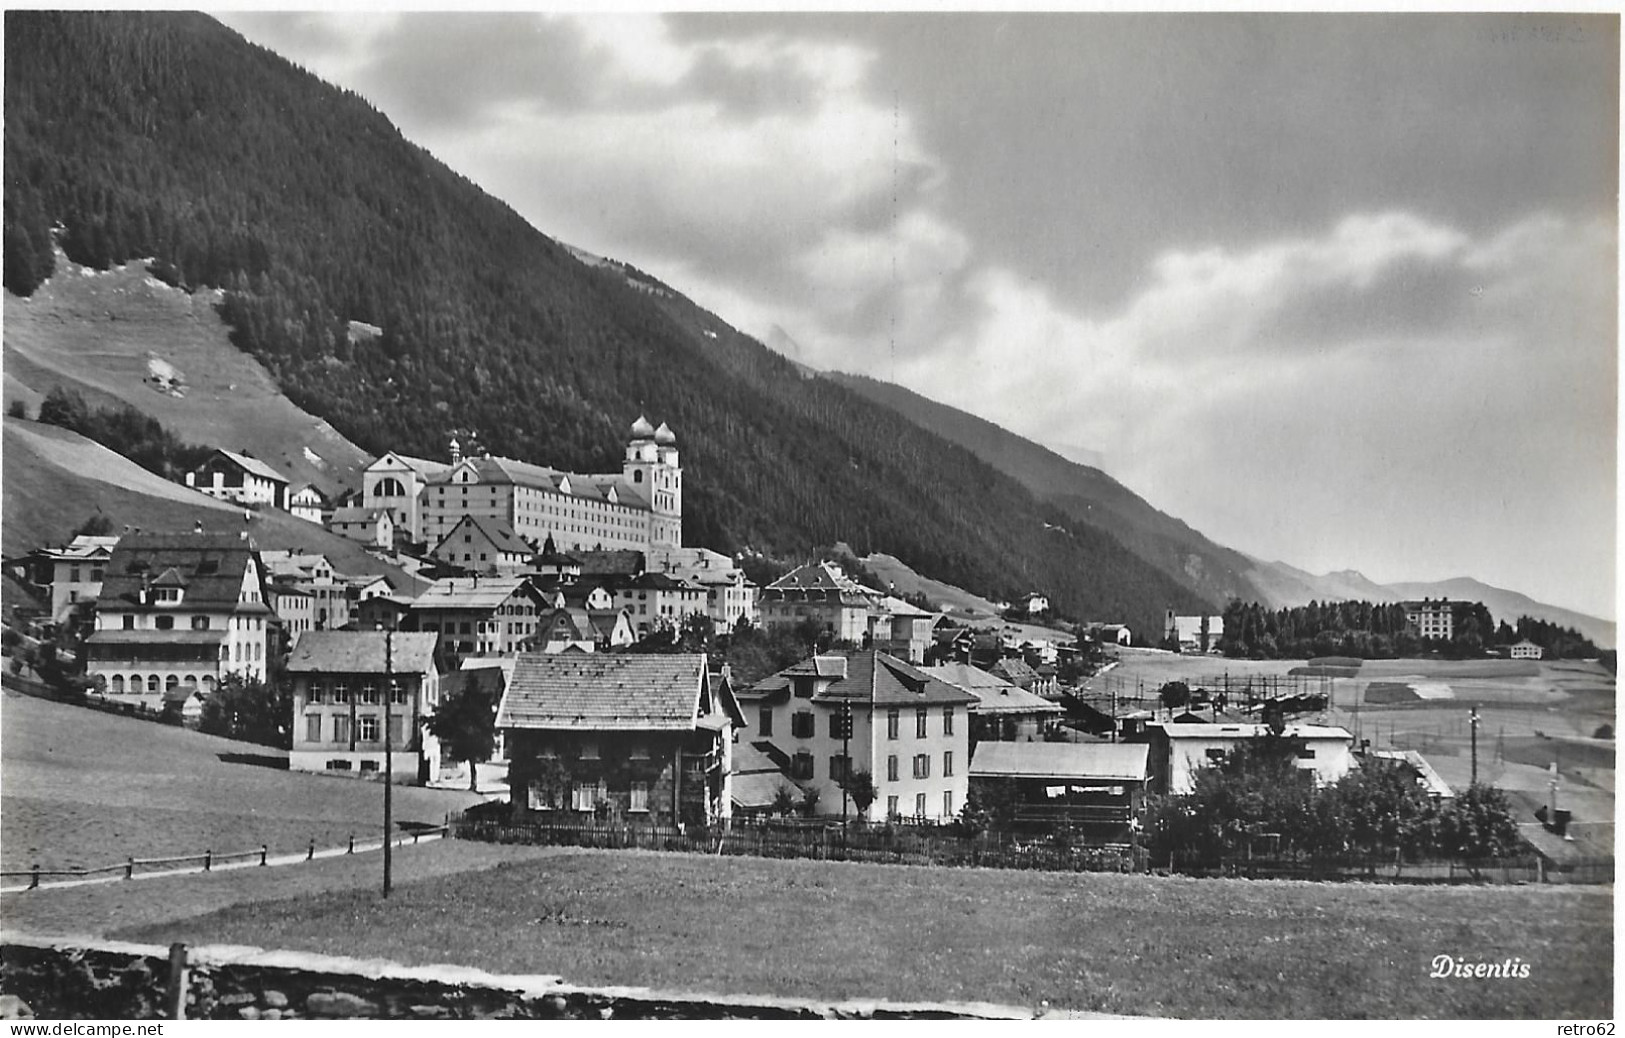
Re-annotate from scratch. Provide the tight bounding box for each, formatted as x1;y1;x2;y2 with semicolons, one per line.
4;250;371;497
823;371;1266;610
3;417;425;592
2;11;1208;637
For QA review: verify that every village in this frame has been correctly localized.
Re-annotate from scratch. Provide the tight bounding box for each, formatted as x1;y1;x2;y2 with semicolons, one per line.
8;413;1591;876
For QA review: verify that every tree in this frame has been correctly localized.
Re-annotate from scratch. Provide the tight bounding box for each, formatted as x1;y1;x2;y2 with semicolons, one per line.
842;769;878;817
1436;783;1521;861
771;783;799;818
71;513;116;538
1157;681;1190;715
7;400;27;420
421;672;501;791
199;673;287;747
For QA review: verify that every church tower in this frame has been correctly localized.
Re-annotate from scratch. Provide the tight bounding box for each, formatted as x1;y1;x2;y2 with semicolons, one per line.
624;416;682;548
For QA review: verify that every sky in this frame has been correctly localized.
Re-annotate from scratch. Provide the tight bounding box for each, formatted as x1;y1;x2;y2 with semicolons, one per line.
214;10;1619;620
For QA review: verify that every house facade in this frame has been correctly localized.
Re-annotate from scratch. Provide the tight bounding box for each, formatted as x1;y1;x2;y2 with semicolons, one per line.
740;650;976;823
287;484;328;525
185;449;289;510
85;532;276;714
27;534;119;623
968;741;1149;838
500;653;742;828
922;662;1064;744
285;630;441;782
648;547;759;628
1509;638;1545;660
1402;599;1459;641
1164;611;1225;654
329;506;394;549
396;575;550;670
361;452;452;545
417;417;682;556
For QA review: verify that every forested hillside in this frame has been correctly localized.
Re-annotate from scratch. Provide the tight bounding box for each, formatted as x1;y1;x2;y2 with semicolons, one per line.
3;11;1209;635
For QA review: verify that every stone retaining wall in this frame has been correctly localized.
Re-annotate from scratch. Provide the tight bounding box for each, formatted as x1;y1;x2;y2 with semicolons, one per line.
0;936;1030;1020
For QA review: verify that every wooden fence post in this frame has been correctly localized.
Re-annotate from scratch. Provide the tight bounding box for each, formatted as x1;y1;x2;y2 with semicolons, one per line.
307;838;316;861
125;857;135;879
347;833;355;854
203;850;212;872
29;864;39;889
166;942;188;1021
259;844;268;866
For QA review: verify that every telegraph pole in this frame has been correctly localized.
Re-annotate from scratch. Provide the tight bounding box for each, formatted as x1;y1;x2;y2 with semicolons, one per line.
383;627;394;898
840;700;852;826
1469;705;1480;788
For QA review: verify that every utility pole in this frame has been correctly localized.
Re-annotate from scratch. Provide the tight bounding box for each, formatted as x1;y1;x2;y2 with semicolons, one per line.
1469;705;1480;788
840;700;852;827
383;627;394;898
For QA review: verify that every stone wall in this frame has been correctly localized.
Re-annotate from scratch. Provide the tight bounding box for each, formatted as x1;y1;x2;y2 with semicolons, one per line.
0;936;1029;1020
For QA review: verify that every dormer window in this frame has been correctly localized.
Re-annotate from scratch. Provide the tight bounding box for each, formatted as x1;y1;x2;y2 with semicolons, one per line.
154;587;182;605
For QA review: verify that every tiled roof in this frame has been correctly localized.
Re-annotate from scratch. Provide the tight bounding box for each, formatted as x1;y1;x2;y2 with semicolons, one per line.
574;550;646;576
757;650;976;708
215;449;289;485
407;576;533;611
497;653;710;731
921;664;1063;715
385;453;453;478
989;657;1039;685
767;562;877;595
98;533;263;612
970;742;1149;782
286;631;438;675
434;515;535;558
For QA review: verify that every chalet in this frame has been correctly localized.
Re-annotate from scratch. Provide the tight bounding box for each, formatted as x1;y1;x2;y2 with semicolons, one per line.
1509;639;1544;660
287;484;328;525
430;515;536;575
86;532;275;716
500;653;743;828
1023;593;1050;615
922;662;1063;744
285;630;441;783
738;650;976;823
185;449;289;510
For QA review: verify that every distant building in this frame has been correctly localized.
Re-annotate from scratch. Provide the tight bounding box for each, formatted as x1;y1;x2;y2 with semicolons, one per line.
184;449;289;510
1147;721;1355;795
1083;622;1132;647
648;547;759;628
429;515;536;575
1023;593;1050;615
758;562;934;662
260;550;351;631
329;506;394;549
922;662;1064;743
968;742;1149;838
285;630;441;783
361;452;452;545
417;417;682;555
1402;599;1458;641
19;534;119;623
287;484;328;525
86;532;275;716
1509;638;1544;660
1164;611;1224;654
397;575;550;670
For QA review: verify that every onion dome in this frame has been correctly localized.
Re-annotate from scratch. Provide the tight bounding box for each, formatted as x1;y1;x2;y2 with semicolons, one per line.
630;415;656;439
654;421;676;445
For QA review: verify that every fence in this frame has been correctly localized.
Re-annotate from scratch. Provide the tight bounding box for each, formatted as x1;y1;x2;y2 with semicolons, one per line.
0;826;450;892
451;814;1146;874
1164;851;1611;885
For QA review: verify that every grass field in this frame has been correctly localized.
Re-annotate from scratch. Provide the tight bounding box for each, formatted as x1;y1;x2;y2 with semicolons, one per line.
96;849;1612;1019
0;690;482;874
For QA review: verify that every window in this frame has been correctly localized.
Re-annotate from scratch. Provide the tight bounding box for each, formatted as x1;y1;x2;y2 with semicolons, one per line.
886;755;899;782
155;615;174;631
757;707;773;737
1297;748;1317;760
129;673;143;694
791;711;815;738
913;754;930;779
572;779;606;812
916;708;928;739
887;708;899;740
887;795;899;818
327;759;353;772
390;681;409;705
629;781;650;813
944;791;953;818
110;675;125;694
69;567;81;582
191;616;210;630
529;780;561;811
943;751;954;777
791;752;814;780
333;716;351;743
154;587;181;604
334;681;350;704
309;682;325;705
361;681;380;705
122;615;135;630
358;716;379;742
915;793;926;818
1205;748;1226;762
580;738;599;760
828;712;846;739
943;707;955;736
305;715;322;743
360;760;379;773
828;755;850;783
147;675;160;694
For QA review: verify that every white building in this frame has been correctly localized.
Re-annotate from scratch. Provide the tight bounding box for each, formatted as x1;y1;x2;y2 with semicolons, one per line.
648;546;759;628
1509;639;1544;660
1148;721;1355;795
361;452;452;545
1164;611;1225;653
30;534;119;623
184;449;289;510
